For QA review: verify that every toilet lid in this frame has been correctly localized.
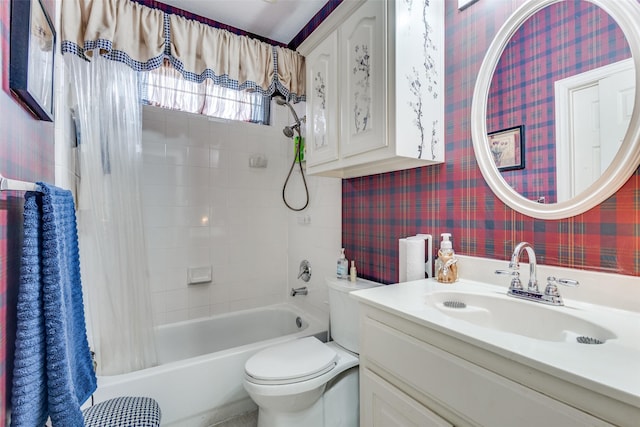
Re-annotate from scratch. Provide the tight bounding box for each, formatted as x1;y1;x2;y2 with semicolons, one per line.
245;337;338;384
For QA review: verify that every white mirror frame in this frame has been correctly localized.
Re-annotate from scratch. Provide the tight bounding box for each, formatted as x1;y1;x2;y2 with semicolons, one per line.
471;0;640;219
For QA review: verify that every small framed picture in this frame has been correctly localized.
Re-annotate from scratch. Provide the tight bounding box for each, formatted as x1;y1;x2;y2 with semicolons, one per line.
487;125;525;171
10;0;56;121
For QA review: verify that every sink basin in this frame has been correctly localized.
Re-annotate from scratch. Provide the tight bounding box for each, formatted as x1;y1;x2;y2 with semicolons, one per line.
425;290;617;343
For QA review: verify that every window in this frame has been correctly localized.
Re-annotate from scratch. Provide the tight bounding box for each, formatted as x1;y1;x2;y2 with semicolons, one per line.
141;62;270;124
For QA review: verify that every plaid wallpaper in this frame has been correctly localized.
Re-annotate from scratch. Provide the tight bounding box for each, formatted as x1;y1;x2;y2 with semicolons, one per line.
487;0;631;202
0;0;56;420
343;0;640;285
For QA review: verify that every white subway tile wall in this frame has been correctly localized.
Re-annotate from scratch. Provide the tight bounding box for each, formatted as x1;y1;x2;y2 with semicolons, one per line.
141;103;340;325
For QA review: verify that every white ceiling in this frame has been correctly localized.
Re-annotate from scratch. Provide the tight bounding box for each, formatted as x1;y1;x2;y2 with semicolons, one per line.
158;0;329;45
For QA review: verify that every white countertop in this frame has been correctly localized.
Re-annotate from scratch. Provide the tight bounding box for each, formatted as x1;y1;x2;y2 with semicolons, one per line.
351;277;640;410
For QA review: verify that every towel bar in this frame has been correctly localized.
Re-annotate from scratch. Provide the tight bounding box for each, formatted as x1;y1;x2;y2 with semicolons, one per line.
0;173;42;192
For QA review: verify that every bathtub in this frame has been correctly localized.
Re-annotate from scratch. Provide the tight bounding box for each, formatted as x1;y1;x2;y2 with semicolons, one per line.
89;304;326;426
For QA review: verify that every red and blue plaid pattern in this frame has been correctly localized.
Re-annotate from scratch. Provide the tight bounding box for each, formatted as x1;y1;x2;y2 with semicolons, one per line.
488;1;631;202
289;0;344;50
1;0;56;420
343;0;640;285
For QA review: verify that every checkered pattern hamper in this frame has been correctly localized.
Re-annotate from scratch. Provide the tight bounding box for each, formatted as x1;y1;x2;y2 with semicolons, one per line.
82;396;161;427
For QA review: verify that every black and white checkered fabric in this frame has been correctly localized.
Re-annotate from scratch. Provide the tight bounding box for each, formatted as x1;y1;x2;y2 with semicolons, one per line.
82;396;161;427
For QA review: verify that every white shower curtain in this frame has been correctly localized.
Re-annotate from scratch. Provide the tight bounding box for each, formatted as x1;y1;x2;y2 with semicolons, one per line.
66;54;157;375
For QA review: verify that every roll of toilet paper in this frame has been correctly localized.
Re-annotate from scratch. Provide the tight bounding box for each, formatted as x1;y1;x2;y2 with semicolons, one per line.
399;237;426;282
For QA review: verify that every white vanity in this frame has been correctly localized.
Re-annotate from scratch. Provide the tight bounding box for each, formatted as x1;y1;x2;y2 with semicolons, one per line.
352;257;640;426
346;0;640;423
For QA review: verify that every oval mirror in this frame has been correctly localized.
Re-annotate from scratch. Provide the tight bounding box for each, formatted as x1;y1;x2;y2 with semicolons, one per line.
471;0;640;219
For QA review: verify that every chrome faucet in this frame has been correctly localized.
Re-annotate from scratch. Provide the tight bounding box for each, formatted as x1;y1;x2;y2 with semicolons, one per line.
509;241;538;292
496;242;579;306
298;260;311;282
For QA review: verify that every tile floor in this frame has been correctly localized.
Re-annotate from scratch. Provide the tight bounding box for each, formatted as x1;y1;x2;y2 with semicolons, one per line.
211;410;258;427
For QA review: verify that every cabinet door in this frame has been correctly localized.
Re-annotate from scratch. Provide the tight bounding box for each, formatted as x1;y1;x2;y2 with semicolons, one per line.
339;0;387;158
362;315;616;427
395;0;444;162
305;32;339;167
361;368;453;427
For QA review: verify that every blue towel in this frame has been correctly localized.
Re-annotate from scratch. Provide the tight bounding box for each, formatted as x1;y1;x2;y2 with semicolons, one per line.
11;183;97;427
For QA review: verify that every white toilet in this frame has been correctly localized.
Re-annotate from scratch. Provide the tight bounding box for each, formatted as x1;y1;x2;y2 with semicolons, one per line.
243;277;381;427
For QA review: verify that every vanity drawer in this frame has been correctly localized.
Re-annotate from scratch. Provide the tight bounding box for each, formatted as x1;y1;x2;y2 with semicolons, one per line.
361;315;613;427
361;368;453;427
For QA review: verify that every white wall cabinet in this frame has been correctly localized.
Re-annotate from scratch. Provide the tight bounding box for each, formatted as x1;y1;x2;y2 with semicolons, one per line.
339;0;387;160
305;32;339;167
298;0;444;178
358;305;616;427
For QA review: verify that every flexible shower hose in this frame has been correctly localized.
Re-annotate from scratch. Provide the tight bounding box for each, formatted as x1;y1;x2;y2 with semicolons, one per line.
282;130;309;211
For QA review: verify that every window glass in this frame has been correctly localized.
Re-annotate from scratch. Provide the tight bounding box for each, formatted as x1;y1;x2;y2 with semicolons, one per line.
141;64;270;124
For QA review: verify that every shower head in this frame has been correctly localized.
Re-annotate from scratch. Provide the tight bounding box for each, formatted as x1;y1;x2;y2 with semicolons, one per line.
274;95;301;138
283;122;300;138
283;125;295;138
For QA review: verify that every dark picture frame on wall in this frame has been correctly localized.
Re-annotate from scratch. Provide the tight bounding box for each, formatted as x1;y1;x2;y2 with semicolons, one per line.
9;0;56;122
487;125;525;171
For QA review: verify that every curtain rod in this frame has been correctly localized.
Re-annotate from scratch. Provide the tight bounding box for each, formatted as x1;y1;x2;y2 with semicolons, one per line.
0;174;42;193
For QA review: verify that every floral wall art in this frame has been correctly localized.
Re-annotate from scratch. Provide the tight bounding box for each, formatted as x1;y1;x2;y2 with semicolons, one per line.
313;70;327;149
352;43;371;133
396;0;444;160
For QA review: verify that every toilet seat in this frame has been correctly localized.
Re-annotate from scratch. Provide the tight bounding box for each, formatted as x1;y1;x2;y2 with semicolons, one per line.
245;337;338;385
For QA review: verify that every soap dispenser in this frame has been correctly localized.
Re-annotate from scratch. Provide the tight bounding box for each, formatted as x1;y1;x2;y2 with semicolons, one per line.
435;233;458;283
337;248;348;279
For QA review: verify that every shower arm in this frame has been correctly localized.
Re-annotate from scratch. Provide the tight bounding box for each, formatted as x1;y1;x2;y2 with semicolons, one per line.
274;95;301;127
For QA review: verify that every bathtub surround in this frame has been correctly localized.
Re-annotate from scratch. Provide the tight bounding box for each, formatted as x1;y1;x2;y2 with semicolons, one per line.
11;183;96;427
59;0;314;376
141;102;339;325
141;105;289;321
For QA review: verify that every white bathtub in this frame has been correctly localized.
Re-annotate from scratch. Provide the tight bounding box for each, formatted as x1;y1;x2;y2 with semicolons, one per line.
90;304;326;426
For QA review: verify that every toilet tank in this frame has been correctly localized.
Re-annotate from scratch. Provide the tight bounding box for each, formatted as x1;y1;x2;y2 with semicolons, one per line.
327;277;382;354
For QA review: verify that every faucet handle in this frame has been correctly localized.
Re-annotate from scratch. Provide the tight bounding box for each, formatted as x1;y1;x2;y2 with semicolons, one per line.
495;269;522;290
544;276;560;297
545;276;578;297
545;276;580;295
495;269;517;276
298;260;312;282
557;277;579;287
